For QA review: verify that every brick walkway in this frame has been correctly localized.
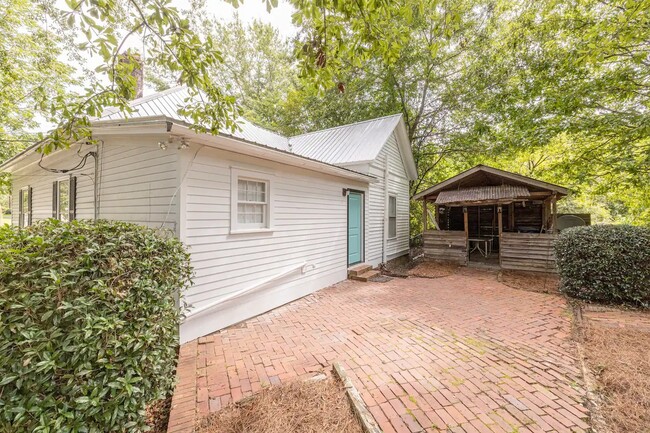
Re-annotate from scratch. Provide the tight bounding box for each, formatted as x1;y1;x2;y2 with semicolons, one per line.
168;270;590;433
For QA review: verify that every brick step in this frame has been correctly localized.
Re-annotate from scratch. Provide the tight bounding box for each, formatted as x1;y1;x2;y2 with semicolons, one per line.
348;263;372;277
350;270;381;282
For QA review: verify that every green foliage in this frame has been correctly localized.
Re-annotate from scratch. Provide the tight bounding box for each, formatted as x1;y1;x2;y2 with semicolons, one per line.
0;0;76;194
0;219;192;432
555;225;650;307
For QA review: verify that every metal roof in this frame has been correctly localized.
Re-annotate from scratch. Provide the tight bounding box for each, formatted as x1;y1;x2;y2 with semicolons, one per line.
98;87;405;167
414;164;569;200
289;114;403;164
99;87;290;151
435;185;531;205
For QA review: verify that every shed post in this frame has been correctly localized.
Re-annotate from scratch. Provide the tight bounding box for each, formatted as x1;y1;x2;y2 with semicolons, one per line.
434;205;439;228
551;194;558;233
423;199;428;232
463;206;468;237
497;205;503;236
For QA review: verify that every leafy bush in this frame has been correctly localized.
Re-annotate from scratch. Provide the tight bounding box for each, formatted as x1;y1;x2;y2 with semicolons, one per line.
0;219;192;432
555;224;650;307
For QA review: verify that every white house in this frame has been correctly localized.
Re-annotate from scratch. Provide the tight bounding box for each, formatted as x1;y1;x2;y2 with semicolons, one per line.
1;87;417;342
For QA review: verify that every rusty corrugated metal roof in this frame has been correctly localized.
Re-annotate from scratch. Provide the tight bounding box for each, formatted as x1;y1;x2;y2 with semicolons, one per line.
435;185;530;205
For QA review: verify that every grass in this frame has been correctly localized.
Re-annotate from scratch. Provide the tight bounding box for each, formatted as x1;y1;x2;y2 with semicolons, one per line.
196;378;363;433
584;322;650;432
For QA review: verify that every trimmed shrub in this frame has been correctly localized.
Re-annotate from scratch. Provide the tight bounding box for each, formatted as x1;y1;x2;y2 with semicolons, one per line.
555;224;650;307
0;219;192;432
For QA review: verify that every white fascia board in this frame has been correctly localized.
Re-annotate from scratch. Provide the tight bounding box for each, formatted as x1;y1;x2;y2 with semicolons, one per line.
395;118;418;181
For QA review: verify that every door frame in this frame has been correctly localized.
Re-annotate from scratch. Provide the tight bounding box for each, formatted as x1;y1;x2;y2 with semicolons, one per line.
346;189;365;266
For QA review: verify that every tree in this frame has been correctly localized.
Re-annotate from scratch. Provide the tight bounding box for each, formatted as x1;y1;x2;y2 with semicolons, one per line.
0;0;76;203
281;0;650;225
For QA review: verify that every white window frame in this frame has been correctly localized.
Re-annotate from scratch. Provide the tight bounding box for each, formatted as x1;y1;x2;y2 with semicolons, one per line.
230;167;274;234
388;195;397;239
19;186;31;228
55;177;71;222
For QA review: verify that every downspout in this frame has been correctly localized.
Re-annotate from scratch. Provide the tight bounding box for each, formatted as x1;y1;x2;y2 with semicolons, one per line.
382;153;389;264
93;140;103;220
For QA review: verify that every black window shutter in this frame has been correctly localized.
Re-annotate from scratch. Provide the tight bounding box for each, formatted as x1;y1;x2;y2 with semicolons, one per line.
52;181;58;219
69;176;77;221
28;187;33;226
18;189;24;228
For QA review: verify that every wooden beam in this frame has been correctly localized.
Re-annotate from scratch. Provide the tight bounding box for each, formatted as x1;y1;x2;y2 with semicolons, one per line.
498;206;503;236
463;206;468;238
509;203;515;229
423;199;428;231
434;205;439;227
551;194;557;233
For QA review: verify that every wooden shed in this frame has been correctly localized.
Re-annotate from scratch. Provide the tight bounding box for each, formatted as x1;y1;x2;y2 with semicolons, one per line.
413;165;568;272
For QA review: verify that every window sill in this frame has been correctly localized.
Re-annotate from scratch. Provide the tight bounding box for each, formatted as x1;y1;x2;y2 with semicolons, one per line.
229;228;275;235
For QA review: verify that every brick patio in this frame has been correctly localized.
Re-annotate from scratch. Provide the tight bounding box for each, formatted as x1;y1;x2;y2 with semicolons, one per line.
168;270;590;433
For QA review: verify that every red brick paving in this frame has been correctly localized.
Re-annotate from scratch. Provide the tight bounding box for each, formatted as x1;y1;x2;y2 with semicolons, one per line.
168;271;590;433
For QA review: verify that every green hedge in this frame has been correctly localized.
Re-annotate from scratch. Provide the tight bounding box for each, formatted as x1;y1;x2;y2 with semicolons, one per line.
0;219;192;432
555;224;650;307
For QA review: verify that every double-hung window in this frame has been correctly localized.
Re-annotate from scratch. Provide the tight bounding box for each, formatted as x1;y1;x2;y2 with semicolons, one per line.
18;186;32;227
388;195;397;238
230;166;274;233
237;179;268;228
53;176;76;222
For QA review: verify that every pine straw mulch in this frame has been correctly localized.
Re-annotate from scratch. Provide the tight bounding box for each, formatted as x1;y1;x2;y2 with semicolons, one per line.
195;378;363;433
497;270;561;294
583;312;650;433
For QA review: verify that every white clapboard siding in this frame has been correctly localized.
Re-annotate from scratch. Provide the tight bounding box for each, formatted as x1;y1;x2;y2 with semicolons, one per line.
10;143;96;225
97;137;178;230
365;133;410;266
178;145;367;343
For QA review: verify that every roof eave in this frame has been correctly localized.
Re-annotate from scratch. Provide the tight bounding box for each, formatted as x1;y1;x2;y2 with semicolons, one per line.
395;117;418;181
92;118;376;183
413;164;569;200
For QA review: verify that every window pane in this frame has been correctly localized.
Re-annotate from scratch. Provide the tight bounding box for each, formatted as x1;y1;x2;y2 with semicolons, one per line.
389;217;397;238
22;190;29;213
389;196;397;217
58;180;70;221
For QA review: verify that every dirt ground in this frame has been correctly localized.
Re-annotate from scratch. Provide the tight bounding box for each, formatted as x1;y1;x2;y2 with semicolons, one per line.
385;258;560;293
384;256;461;278
497;269;561;294
582;306;650;433
196;378;363;433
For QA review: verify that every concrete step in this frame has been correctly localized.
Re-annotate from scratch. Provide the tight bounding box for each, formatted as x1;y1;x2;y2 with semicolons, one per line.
350;270;381;282
348;263;372;277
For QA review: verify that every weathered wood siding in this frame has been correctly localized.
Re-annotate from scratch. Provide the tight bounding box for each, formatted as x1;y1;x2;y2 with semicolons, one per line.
500;232;557;272
423;230;467;265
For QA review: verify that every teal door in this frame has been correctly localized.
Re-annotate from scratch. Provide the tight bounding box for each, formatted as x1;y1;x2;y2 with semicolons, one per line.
348;192;363;265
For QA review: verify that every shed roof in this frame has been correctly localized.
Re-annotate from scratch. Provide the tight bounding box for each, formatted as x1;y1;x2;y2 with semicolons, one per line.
413;164;568;201
435;185;530;205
